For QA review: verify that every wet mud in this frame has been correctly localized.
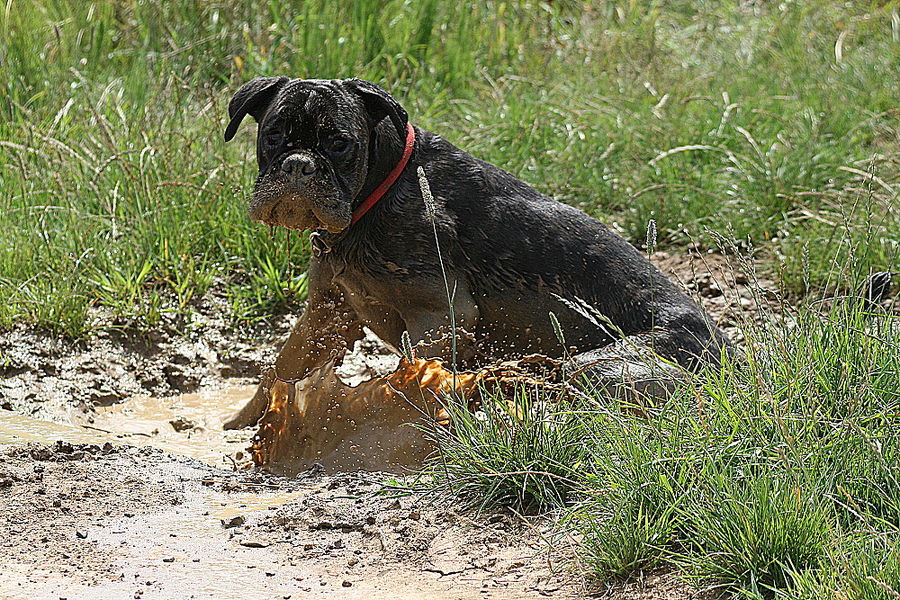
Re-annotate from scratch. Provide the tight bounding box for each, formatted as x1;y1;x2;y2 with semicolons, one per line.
0;250;779;598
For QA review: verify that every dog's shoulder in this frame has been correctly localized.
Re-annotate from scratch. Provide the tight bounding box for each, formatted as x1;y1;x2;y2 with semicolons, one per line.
416;130;544;200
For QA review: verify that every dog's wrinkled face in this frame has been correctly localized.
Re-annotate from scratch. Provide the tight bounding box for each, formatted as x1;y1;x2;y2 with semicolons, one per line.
224;77;407;233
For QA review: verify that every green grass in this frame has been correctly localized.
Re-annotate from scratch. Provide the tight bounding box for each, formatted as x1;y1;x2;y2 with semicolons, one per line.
424;384;592;511
426;298;900;597
1;0;897;335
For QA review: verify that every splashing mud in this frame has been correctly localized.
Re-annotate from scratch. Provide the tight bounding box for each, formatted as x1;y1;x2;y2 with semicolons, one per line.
251;356;564;475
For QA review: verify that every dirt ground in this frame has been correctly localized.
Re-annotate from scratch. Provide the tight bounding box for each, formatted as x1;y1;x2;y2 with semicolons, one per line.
0;250;777;599
0;441;709;600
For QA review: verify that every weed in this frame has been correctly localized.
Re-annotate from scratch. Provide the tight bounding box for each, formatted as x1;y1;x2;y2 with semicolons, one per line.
424;384;591;512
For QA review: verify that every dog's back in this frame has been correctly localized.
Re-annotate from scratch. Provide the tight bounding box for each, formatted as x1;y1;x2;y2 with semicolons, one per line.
408;130;733;371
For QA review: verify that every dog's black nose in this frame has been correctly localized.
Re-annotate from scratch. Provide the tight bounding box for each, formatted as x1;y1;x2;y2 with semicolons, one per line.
281;154;317;177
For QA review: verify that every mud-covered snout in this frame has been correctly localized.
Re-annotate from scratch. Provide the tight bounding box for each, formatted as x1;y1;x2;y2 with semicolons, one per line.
280;153;317;179
248;151;352;233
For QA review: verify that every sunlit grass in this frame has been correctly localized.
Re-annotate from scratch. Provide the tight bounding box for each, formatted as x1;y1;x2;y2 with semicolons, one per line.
0;0;897;335
428;289;900;596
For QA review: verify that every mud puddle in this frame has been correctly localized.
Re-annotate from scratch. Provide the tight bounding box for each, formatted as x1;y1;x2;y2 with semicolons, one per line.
0;357;593;599
0;385;256;470
86;384;257;467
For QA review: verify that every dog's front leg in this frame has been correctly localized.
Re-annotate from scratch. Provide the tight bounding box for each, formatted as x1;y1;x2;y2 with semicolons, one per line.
401;284;480;367
224;262;364;430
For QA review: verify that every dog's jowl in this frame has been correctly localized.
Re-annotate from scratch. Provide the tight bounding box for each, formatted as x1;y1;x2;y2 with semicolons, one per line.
223;77;734;429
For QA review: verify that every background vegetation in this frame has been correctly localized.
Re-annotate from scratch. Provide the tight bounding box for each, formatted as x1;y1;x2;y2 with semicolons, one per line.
1;0;896;335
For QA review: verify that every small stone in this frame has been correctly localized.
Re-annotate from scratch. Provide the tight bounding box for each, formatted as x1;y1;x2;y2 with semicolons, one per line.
221;515;245;529
75;530;87;539
55;441;74;454
162;557;175;563
169;416;199;432
342;581;352;588
239;539;270;548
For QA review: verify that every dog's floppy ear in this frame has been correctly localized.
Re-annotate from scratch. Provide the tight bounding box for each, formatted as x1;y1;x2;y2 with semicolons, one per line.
345;79;408;140
224;76;290;142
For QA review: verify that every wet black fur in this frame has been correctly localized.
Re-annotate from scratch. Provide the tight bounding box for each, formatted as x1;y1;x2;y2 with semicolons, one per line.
227;77;734;378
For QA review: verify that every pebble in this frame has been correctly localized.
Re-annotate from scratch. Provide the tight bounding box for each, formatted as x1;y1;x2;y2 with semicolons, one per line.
221;515;246;529
162;557;174;563
169;416;198;432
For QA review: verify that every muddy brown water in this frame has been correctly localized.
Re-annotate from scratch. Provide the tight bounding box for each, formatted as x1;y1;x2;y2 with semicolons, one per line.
1;385;257;468
0;388;302;598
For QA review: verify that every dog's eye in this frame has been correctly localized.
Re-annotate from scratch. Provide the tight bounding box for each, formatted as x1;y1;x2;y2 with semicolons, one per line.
323;136;351;154
263;131;283;147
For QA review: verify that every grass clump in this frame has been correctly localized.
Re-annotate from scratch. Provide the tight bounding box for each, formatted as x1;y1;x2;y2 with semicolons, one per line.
571;487;677;581
428;295;900;596
782;535;900;600
424;385;591;511
679;476;831;595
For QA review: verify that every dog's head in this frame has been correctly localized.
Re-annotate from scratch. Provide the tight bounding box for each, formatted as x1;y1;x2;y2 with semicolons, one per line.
224;77;408;233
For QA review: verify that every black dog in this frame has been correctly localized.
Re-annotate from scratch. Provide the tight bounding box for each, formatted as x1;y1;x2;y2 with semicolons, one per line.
223;77;733;429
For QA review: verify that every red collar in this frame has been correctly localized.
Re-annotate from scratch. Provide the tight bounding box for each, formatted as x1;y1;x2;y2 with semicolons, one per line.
350;122;416;225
